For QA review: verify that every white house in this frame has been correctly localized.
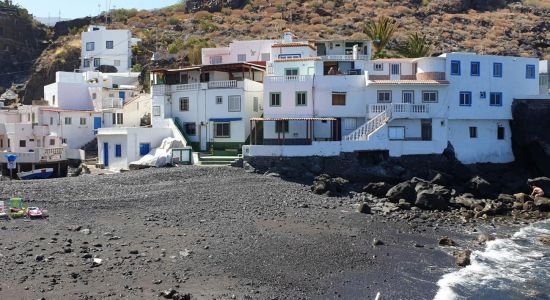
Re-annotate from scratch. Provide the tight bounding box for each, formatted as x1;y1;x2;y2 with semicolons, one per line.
150;62;265;152
0;105;83;177
202;39;277;65
246;33;540;164
541;60;549;95
81;25;141;73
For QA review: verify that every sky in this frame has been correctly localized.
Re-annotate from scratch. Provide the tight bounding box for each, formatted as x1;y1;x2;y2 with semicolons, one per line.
13;0;179;19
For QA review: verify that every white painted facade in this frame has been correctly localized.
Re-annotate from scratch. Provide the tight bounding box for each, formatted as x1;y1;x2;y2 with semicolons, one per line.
81;25;140;73
256;36;541;164
97;127;173;171
541;60;549;95
202;40;276;65
150;63;265;152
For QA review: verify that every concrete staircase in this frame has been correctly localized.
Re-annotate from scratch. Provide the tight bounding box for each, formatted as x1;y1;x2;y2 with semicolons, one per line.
198;154;241;166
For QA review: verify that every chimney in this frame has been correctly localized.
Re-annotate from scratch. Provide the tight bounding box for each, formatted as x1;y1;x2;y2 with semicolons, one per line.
283;31;293;43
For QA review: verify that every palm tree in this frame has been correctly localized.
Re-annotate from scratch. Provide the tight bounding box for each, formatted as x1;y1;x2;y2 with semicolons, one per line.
364;16;397;58
397;32;432;58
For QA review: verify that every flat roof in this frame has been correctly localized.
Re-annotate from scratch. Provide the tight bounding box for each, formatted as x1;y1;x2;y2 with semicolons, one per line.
368;80;450;85
251;117;337;121
151;62;266;74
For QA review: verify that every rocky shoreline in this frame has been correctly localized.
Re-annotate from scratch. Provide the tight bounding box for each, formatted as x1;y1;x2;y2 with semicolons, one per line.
0;166;548;299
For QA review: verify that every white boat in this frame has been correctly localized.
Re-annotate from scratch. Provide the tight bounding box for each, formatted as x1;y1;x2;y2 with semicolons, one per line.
17;168;54;180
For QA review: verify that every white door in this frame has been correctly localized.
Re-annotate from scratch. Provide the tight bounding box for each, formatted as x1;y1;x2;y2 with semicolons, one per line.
200;124;207;151
390;63;400;80
402;91;414;104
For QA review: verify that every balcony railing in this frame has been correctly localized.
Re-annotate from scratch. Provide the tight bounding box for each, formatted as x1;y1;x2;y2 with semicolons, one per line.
173;83;201;92
368;103;430;119
152;85;168;96
321;54;370;61
266;75;310;83
32;125;50;136
207;80;237;89
0;147;67;163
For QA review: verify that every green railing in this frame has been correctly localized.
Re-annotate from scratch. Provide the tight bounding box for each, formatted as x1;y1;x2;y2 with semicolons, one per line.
173;117;199;151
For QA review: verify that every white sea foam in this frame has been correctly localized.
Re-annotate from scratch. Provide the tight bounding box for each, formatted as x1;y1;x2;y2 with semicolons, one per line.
434;220;550;300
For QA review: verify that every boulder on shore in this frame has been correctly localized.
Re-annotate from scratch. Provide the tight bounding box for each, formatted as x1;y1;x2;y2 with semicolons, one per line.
363;182;392;198
439;236;457;246
453;249;472;267
415;186;451;210
467;176;493;198
386;181;416;203
311;174;349;196
534;197;550;211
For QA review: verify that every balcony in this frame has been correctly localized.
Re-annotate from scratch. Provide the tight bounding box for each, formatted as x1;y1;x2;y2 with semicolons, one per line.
365;71;449;85
368;103;430;119
172;83;201;92
321;54;369;61
266;75;311;83
102;98;124;109
207;80;237;89
152;85;169;96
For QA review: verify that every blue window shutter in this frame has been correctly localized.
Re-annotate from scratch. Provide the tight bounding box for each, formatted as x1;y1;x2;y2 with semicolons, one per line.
115;144;122;157
139;143;150;156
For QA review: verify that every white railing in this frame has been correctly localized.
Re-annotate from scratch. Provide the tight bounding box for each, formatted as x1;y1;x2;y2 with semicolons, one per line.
173;83;201;92
266;75;310;83
368;103;429;118
207;80;237;89
102;98;123;109
32;125;50;136
321;54;370;61
152;85;168;96
346;108;392;141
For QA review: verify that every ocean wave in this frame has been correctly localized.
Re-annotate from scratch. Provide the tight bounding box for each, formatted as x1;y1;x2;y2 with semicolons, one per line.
434;219;550;300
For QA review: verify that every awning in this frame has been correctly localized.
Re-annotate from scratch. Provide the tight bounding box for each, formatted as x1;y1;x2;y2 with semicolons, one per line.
209;117;242;122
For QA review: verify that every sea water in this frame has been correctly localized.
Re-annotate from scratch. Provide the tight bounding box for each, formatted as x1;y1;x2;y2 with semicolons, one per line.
434;219;550;300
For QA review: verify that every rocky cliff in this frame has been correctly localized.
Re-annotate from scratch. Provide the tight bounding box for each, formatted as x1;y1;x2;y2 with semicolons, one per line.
511;99;550;177
184;0;248;13
0;6;48;90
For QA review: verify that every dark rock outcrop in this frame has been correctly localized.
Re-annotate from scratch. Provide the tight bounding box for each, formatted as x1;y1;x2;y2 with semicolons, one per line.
363;182;392;198
453;249;472;267
53;17;93;39
311;174;349;196
467;176;493;198
386;181;416;203
185;0;248;13
512;100;550;177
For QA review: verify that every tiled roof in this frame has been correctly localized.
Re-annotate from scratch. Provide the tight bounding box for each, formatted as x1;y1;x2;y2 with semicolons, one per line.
272;42;317;50
369;80;450;85
274;57;321;62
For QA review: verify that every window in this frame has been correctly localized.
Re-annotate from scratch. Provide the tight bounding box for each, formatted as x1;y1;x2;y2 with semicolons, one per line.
86;42;95;51
374;63;384;71
83;59;90;68
49;139;55;146
80;117;86;125
451;60;461;75
228;95;241;112
377;90;392;103
214;122;230;138
117;113;123;125
64;117;72;125
139;143;150;156
296;91;307;106
493;63;502;77
275;120;289;133
261;53;270;61
253;97;259;112
94;58;101;67
388;127;405;140
285;68;299;76
115;144;122;157
216;96;223;104
211;56;222;64
480;91;486;99
422;91;438;103
470;62;480;76
92;93;97;99
114;60;120;66
153;106;161;116
180;97;189;111
459;91;472;106
62;138;67;144
332;93;346;106
469;127;477;138
106;41;114;49
497;125;505;140
490;92;503;106
184;123;196;136
52;95;56;105
391;63;400;75
237;54;246;62
278;54;300;59
270;93;281;107
526;64;536;79
50;117;54;125
19;140;26;147
402;91;414;104
0;139;2;148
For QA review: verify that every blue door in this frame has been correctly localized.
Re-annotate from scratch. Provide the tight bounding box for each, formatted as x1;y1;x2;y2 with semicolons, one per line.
119;91;125;101
103;143;109;167
139;143;150;156
94;117;102;131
